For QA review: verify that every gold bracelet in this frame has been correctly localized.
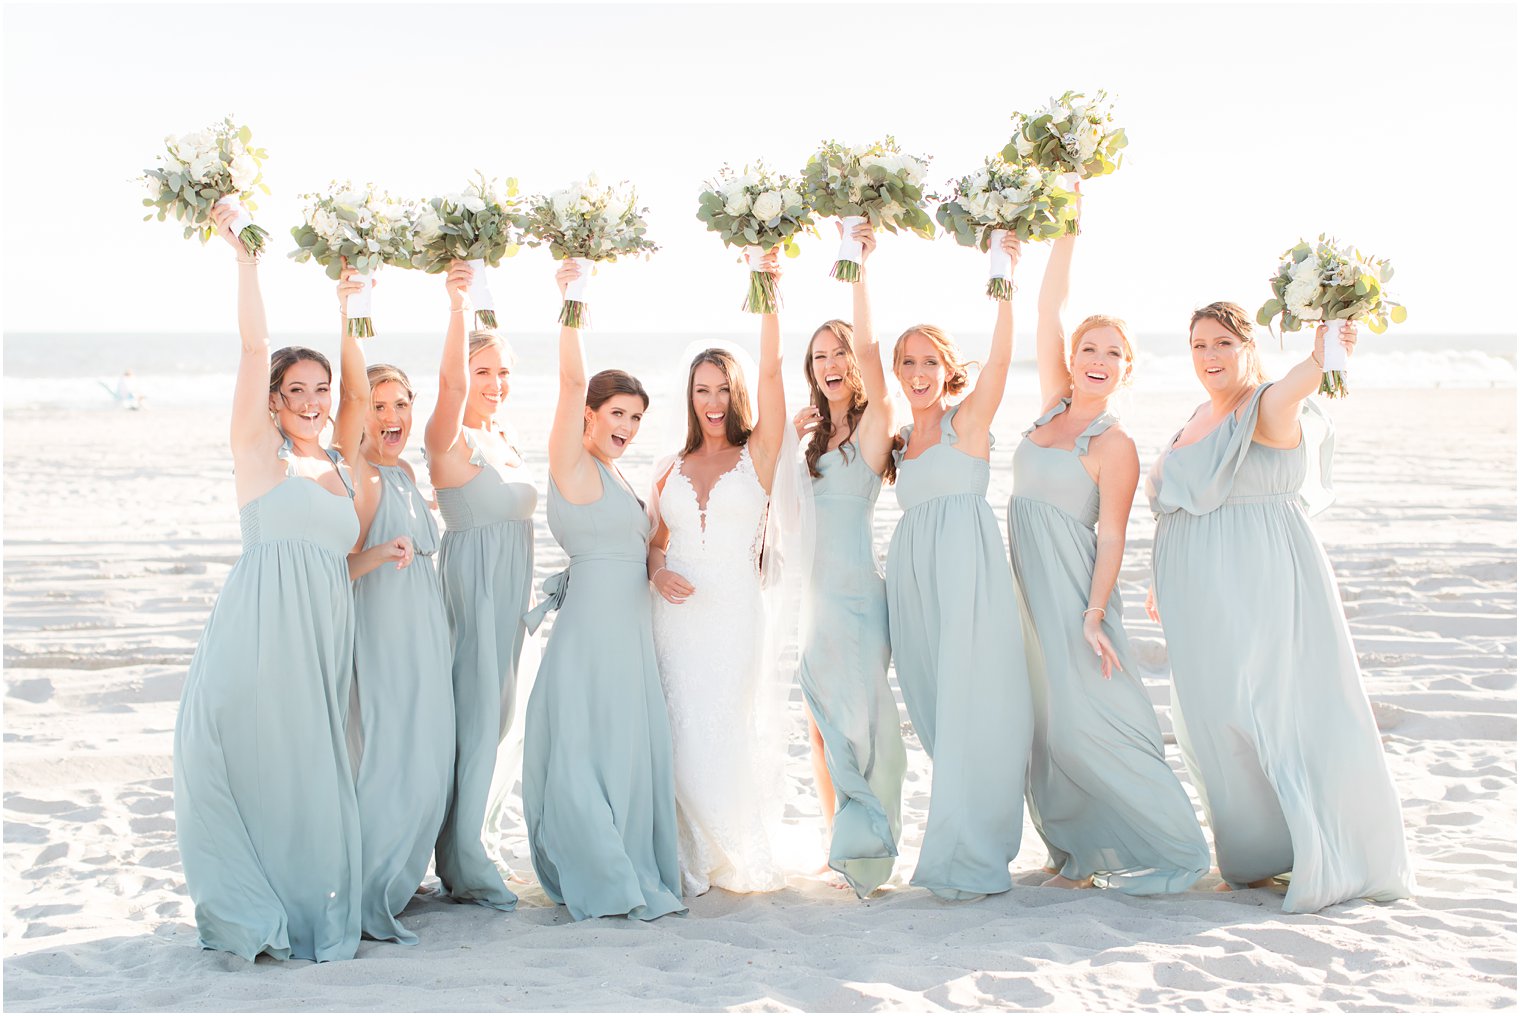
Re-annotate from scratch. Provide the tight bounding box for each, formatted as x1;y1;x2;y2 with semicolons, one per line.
1082;607;1105;619
450;306;469;314
235;257;258;266
1311;352;1323;368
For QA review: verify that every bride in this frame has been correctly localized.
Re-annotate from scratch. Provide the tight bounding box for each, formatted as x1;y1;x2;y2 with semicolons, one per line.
647;253;800;896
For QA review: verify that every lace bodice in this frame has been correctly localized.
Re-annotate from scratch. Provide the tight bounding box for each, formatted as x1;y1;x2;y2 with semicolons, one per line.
660;445;768;580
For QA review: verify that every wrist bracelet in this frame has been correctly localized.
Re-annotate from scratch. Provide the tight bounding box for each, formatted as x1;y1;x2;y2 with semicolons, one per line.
652;566;668;582
1311;352;1324;368
236;257;258;266
1083;607;1105;619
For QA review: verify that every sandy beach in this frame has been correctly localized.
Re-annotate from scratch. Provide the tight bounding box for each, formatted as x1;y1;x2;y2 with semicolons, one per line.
3;387;1515;1011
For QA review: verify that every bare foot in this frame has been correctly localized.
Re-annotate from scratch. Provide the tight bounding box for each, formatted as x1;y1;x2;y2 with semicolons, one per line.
1042;874;1094;889
508;871;533;886
1214;877;1279;891
1040;865;1061;876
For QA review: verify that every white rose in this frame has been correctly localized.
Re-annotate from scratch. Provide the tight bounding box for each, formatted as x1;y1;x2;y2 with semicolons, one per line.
187;151;221;183
229;153;258;192
551;191;574;218
313;208;341;241
780;187;802;210
144;173;163;198
414;208;443;242
1014;132;1035;158
462;192;487;214
1284;274;1321;317
1077;128;1101;161
752;190;783;222
724;189;752;217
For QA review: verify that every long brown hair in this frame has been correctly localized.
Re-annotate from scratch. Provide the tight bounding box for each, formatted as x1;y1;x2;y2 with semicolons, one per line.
804;320;896;484
269;345;332;393
682;348;753;455
1189;302;1266;386
587;369;649;411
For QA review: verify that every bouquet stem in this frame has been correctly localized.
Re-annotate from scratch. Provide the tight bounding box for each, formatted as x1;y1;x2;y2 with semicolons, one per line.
559;300;588;329
559;257;594;329
238;224;270;258
346;316;375;338
1319;318;1352;399
986;278;1015;301
986;228;1013;302
741;246;780;314
216;196;267;258
476;310;497;330
830;214;866;284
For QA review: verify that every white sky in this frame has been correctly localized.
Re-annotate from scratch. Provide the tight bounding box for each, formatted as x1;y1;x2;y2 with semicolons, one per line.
3;1;1517;340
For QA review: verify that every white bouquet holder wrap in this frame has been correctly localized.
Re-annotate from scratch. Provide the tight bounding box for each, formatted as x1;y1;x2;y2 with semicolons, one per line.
1322;318;1352;373
743;245;769;272
987;228;1013;284
347;270;375;319
216;194;254;240
564;258;594;302
833;215;866;272
466;258;496;319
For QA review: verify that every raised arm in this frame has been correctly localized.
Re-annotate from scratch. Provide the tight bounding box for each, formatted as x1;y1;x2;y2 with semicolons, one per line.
423;261;473;458
547;260;600;500
1257;321;1357;444
1084;431;1141;678
851;226;894;466
748;253;787;493
1036;233;1077;406
210;202;278;459
956;233;1023;437
333;267;379;537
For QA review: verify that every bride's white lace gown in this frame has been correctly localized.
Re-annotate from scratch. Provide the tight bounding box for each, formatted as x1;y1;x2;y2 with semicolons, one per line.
652;444;786;895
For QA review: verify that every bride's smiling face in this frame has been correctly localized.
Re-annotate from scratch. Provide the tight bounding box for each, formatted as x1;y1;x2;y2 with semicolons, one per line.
690;362;732;439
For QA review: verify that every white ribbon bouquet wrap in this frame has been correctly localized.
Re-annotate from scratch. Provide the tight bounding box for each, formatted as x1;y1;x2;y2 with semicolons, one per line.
696;162;815;314
411;176;526;330
289;183;417;338
934;155;1079;300
521;175;658;329
141;116;271;258
801;137;936;284
1256;235;1406;399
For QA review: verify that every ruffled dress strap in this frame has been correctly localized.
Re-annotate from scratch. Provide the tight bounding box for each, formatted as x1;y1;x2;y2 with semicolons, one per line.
942;402;993;451
890;423;914;469
459;428;491;469
1022;398;1118;457
1153;383;1334;517
275;433;298;476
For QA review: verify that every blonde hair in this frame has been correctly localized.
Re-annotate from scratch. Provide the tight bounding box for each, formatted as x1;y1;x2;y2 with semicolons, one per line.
468;330;514;363
1070;314;1137;388
365;362;413;400
892;324;972;396
1190;302;1266;386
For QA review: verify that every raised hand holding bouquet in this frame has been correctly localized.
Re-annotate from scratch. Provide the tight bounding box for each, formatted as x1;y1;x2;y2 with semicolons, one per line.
802;137;934;283
521;175;657;328
696;162;815;313
1003;89;1127;186
142;116;271;256
1256;235;1405;398
412;174;527;330
935;156;1078;300
289;183;416;337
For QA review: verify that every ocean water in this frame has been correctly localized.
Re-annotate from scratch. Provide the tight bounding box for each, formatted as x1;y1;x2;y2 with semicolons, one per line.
3;330;1513;412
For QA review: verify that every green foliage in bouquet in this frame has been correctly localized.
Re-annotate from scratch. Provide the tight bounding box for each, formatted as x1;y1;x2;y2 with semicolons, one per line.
696;161;816;313
141;116;271;255
1002;90;1126;180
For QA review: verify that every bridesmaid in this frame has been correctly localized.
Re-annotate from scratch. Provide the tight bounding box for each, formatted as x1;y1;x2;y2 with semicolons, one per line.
520;259;685;921
792;224;906;898
1007;220;1209;895
1145;302;1415;912
884;232;1034;901
335;294;455;944
173;201;362;961
425;260;538;910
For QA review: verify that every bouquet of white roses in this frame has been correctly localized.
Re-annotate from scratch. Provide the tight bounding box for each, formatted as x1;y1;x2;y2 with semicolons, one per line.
801;137;935;283
696;162;816;314
1002;89;1126;183
520;175;658;328
142;116;271;256
935;157;1079;300
413;174;527;330
1256;235;1405;398
289;183;416;337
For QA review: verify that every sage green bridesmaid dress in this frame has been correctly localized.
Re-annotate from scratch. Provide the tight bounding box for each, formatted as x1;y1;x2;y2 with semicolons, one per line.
351;463;454;943
433;429;537;909
173;439;362;962
521;458;685;921
1007;399;1209;895
1147;382;1414;913
885;404;1033;900
802;438;906;898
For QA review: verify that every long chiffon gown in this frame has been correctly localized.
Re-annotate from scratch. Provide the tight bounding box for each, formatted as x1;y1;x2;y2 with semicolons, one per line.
351;463;454;943
173;440;362;962
801;438;906;898
433;429;537;909
521;458;685;921
1007;399;1209;895
885;404;1034;900
1147;382;1415;913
